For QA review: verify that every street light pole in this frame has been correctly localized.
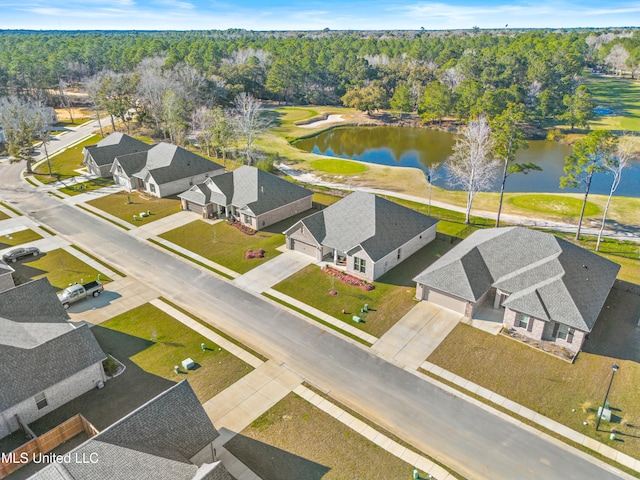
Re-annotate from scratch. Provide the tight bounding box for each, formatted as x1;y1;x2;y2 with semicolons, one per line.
595;364;619;431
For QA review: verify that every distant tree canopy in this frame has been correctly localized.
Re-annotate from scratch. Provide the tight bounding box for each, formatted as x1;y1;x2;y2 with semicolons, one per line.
0;28;635;123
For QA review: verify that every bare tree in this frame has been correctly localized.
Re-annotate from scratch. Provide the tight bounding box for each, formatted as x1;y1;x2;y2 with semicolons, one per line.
56;79;75;124
441;67;465;91
596;137;635;251
231;92;271;166
605;44;630;76
84;75;105;137
423;161;442;216
192;106;235;161
447;117;500;224
0;96;54;174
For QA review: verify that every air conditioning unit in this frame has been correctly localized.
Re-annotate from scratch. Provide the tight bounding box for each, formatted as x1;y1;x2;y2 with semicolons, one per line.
96;380;104;390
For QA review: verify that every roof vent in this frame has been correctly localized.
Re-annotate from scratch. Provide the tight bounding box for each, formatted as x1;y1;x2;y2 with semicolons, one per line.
583;264;588;269
261;186;264;194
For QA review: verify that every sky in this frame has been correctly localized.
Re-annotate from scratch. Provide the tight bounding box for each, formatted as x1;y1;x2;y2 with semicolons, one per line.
1;0;639;31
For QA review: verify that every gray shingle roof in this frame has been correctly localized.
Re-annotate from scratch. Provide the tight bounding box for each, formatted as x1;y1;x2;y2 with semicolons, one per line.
413;227;620;331
180;166;312;215
29;381;224;480
84;133;152;168
285;191;438;261
0;278;69;323
178;184;212;206
133;143;224;185
0;323;105;411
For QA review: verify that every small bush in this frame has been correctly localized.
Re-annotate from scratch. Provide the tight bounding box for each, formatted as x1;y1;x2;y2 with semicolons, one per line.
102;355;120;377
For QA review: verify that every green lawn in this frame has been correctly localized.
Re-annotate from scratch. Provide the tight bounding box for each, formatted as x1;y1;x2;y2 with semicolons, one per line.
0;229;43;248
33;135;101;184
160;220;285;274
225;393;421;480
310;159;367;174
273;239;454;337
58;178;115;196
509;194;600;217
10;248;112;291
99;303;252;402
428;319;640;458
312;192;342;207
86;191;181;224
586;74;640;132
0;212;8;221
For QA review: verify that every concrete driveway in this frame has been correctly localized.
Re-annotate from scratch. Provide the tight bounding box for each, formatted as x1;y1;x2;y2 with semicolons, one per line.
371;301;462;369
232;249;314;293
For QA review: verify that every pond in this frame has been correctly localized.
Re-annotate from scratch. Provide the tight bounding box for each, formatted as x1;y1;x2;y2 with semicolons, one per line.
294;126;640;197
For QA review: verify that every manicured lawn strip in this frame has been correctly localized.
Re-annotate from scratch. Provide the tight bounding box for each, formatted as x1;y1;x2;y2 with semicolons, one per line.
86;191;181;224
68;244;126;277
159;220;284;274
0;211;8;221
586;74;640;133
48;192;65;199
100;303;253;402
312;192;342;207
58;178;114;196
33;135;101;183
11;248;112;290
310;158;367;174
38;226;56;236
158;297;268;362
0;202;22;216
225;392;423;480
148;238;234;279
304;383;467;480
272;240;454;338
428;323;640;458
24;177;38;187
509;194;599;217
0;229;43;248
262;292;372;347
76;204;131;230
418;370;640;479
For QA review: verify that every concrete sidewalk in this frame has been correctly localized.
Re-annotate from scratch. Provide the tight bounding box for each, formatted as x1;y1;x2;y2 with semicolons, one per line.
372;302;462;369
232;250;313;293
63;185;123;205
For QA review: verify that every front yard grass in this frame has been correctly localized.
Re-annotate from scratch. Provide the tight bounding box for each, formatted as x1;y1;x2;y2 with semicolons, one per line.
310;158;367;174
58;177;114;196
86;191;181;224
225;392;420;480
0;211;9;221
33;135;101;184
273;239;454;338
98;303;252;402
160;220;285;274
428;311;640;458
10;248;112;291
0;229;43;248
509;194;600;217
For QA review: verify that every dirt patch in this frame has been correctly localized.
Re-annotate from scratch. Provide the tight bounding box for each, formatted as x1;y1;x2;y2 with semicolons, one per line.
55;107;93;121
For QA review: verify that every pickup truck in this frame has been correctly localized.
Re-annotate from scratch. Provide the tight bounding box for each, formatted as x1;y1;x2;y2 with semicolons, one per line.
58;281;104;309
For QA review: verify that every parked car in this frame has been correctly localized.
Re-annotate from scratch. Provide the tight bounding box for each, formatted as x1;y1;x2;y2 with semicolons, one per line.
2;247;41;263
57;281;104;309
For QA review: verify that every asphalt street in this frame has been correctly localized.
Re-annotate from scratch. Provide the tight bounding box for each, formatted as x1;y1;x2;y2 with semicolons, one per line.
0;128;631;479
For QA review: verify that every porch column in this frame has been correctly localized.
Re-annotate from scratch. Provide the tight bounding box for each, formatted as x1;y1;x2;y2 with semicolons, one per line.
333;249;337;263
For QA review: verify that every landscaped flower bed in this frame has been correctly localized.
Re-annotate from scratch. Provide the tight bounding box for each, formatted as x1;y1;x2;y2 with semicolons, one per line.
323;265;375;291
227;220;256;235
244;249;265;259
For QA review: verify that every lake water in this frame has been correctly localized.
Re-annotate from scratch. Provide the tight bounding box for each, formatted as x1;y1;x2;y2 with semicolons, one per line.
294;126;640;197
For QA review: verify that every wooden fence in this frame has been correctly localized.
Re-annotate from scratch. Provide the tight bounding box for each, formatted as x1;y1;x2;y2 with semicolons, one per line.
0;414;98;478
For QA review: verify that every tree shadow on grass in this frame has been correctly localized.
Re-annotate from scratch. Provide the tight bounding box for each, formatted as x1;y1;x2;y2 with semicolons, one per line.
225;433;330;480
27;327;176;435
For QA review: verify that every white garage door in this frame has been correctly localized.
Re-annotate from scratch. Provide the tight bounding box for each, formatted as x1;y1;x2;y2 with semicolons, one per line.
427;289;468;315
186;201;203;213
290;238;317;257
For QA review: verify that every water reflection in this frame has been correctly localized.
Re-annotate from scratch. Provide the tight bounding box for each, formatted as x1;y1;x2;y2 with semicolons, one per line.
295;126;640;197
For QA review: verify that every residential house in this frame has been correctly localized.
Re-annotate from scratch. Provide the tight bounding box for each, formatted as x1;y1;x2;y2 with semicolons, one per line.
28;381;232;480
0;261;14;293
179;166;313;229
83;132;153;177
284;191;439;281
413;227;620;355
0;278;107;439
111;143;224;198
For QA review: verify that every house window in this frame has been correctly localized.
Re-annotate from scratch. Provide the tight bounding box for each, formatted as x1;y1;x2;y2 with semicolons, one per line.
354;257;366;273
397;248;401;260
243;214;253;224
34;392;48;410
556;324;570;340
517;314;530;329
149;184;156;194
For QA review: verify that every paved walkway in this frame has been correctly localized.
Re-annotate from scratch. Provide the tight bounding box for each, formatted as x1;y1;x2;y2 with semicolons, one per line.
129;211;199;238
232;250;314;293
372;302;462;369
148;235;239;279
264;288;379;345
0;216;52;237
